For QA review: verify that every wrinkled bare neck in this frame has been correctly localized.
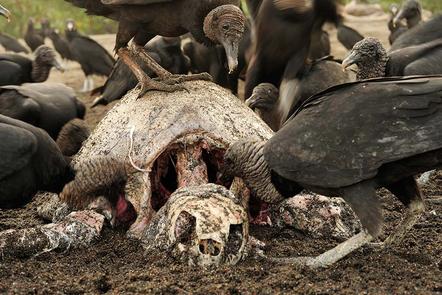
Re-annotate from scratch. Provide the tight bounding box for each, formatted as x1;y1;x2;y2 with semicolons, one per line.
234;141;284;203
357;56;388;80
407;14;421;28
31;60;51;82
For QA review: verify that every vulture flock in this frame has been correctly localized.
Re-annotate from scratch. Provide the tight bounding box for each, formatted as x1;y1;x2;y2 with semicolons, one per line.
0;0;441;269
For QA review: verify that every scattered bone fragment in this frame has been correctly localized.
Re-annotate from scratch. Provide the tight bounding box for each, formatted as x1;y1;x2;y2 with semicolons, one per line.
272;193;361;240
0;210;104;258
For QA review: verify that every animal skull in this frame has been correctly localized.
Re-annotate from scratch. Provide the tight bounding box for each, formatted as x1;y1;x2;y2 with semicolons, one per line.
141;184;249;266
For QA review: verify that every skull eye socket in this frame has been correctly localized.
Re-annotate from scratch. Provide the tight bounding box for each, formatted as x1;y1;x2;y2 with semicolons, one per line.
175;211;196;245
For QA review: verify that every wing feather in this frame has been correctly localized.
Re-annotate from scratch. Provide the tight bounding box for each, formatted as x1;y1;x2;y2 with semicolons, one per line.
265;76;442;188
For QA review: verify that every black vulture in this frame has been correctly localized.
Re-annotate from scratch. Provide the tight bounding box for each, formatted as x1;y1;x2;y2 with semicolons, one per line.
40;18;52;39
388;4;408;45
91;36;190;107
24;18;45;52
244;0;339;98
0;4;10;21
246;57;353;130
392;0;422;29
342;37;442;80
183;22;251;95
223;75;442;267
0;32;29;53
0;114;74;208
391;14;442;50
48;29;74;61
0;45;64;86
65;20;115;92
65;0;246;97
0;82;86;139
245;83;280;131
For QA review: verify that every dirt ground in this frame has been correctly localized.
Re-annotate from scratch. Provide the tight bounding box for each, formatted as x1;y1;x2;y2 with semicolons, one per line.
1;15;441;294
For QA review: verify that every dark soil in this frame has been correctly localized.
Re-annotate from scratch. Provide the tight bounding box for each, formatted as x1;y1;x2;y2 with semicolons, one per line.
0;20;441;294
0;171;441;294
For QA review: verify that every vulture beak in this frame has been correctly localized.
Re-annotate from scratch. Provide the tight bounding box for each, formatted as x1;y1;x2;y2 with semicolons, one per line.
392;9;406;27
0;4;11;22
246;93;275;110
245;93;260;110
342;50;360;70
222;41;239;74
52;59;66;72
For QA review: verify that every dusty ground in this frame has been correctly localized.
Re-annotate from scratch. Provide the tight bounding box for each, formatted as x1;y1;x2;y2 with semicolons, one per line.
1;15;441;294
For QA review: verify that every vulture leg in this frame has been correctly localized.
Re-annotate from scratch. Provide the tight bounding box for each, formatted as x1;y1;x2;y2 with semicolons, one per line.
80;78;89;93
260;231;373;268
258;181;380;267
87;76;95;92
132;44;212;87
118;47;186;98
374;177;425;248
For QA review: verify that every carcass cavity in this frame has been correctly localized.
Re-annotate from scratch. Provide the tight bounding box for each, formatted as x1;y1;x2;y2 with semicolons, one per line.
149;139;227;212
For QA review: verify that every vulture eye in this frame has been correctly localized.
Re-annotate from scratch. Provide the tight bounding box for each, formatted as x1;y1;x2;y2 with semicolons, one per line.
222;24;230;31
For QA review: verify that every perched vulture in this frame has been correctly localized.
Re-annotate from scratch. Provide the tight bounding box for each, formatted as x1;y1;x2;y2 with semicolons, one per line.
247;57;353;130
0;45;64;86
65;0;246;96
48;29;74;61
223;75;442;267
24;18;45;52
342;37;442;80
0;82;86;139
392;0;422;29
0;33;29;53
391;14;442;51
388;4;408;45
0;115;74;208
183;22;251;95
65;20;115;92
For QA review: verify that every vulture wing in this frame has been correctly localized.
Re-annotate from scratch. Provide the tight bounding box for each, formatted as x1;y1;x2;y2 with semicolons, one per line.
265;76;442;188
0;116;37;180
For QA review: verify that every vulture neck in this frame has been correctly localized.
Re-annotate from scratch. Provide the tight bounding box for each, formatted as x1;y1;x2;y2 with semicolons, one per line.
31;59;52;82
357;57;388;80
233;141;284;203
406;14;422;28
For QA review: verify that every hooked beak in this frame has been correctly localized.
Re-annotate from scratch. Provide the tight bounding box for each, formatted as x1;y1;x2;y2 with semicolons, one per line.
222;41;239;74
245;93;260;109
392;9;406;27
245;93;276;111
342;50;360;70
52;58;65;72
0;4;11;22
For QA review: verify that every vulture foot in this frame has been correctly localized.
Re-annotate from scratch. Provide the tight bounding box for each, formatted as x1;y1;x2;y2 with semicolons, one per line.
369;198;425;250
154;72;213;85
136;77;187;98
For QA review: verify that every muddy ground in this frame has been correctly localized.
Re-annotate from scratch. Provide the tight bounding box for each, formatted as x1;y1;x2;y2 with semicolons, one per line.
1;14;441;294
